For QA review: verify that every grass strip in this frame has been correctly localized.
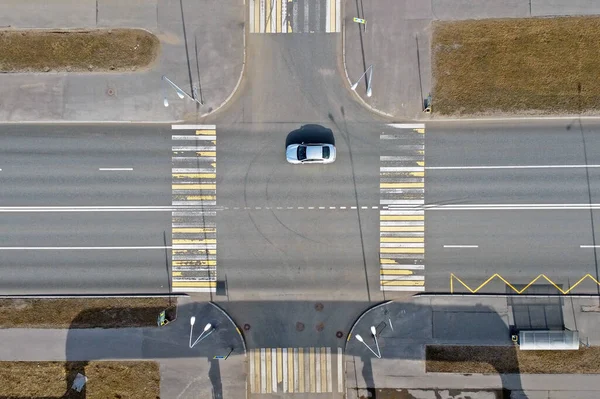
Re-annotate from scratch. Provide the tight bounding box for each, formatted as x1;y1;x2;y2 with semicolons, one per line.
0;29;160;72
432;17;600;115
0;361;159;399
427;345;600;373
0;297;176;328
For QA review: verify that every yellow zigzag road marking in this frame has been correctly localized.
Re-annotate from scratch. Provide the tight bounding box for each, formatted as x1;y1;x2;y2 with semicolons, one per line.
450;273;600;294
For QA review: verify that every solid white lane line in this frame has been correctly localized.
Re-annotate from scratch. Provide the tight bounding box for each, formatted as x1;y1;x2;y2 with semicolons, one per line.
443;245;478;248
99;168;133;171
0;246;172;250
581;245;600;248
426;165;600;170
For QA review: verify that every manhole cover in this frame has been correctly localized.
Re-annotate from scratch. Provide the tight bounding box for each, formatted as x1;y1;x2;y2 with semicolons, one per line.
336;331;343;338
243;323;251;331
314;303;324;311
106;88;115;96
296;322;305;332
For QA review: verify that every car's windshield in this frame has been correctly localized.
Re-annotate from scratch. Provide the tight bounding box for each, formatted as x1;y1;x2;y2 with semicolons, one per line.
297;146;307;160
322;146;330;159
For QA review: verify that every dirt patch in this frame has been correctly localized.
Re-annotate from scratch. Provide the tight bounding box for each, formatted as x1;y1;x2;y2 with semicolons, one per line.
0;28;160;72
0;361;159;399
0;297;176;328
427;345;600;373
432;17;600;116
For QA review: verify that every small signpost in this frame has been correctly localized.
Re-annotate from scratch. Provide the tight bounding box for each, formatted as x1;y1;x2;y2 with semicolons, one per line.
353;17;367;32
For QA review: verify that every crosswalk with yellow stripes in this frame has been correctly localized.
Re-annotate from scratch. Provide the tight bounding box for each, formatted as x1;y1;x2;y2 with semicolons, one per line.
171;125;217;292
249;0;341;33
380;123;425;291
249;347;344;394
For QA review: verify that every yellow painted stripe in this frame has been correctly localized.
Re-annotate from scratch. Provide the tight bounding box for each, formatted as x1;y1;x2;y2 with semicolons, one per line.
380;258;398;264
254;350;260;393
254;0;260;33
172;281;216;287
287;13;292;32
330;0;336;32
172;228;216;233
409;172;425;177
211;163;216;168
382;280;425;286
381;237;424;242
173;173;216;179
417;161;424;166
298;348;304;393
380;182;424;188
414;128;425;134
265;0;271;33
381;269;413;275
172;271;182;276
195;129;216;135
173;260;217;266
380;247;425;254
288;348;294;393
172;184;216;190
380;226;424;232
380;215;424;221
309;348;315;393
277;348;283;383
173;239;216;244
197;151;216;157
185;195;216;200
276;0;282;32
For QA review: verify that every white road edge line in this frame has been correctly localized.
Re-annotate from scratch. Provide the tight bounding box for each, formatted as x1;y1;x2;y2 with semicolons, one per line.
443;245;479;248
99;168;133;171
171;124;216;130
0;246;173;250
581;245;600;248
426;165;600;170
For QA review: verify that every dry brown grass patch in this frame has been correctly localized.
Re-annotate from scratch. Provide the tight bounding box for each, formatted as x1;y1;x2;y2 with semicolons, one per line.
432;17;600;116
0;28;160;72
427;345;600;373
0;361;159;399
0;297;176;328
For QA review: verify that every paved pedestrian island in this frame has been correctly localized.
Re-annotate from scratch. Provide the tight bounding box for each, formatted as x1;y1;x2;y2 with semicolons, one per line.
248;347;344;395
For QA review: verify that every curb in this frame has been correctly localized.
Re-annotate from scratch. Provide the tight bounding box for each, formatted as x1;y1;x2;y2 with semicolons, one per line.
418;115;600;123
209;301;247;355
341;12;394;119
344;300;392;352
0;294;189;299
198;18;247;120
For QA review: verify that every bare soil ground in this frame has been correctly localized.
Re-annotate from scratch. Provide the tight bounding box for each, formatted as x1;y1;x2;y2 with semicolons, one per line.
427;345;600;373
0;297;177;328
0;28;160;72
432;17;600;116
0;361;159;399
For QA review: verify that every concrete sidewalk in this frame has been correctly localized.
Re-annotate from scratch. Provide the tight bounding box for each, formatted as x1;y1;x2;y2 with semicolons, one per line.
0;0;244;122
0;298;247;398
343;0;600;121
345;296;600;399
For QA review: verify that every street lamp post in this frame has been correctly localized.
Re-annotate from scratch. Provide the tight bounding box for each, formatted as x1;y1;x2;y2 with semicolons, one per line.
370;325;381;357
350;64;373;97
355;333;381;358
189;316;215;348
162;75;203;107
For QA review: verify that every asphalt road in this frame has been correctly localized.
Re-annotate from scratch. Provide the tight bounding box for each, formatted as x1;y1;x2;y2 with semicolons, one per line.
0;124;173;294
425;120;600;293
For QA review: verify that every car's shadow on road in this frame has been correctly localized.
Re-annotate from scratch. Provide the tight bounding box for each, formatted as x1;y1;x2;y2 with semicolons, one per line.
285;124;335;147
